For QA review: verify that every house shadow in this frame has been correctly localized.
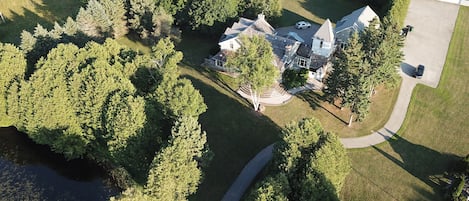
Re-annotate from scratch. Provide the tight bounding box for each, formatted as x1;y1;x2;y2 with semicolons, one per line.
401;62;417;77
298;0;382;23
372;128;459;200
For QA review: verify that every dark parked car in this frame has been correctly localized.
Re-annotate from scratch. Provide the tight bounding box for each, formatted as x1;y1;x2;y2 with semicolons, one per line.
414;64;425;79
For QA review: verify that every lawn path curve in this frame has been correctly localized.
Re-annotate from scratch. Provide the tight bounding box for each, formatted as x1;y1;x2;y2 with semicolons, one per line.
222;0;460;200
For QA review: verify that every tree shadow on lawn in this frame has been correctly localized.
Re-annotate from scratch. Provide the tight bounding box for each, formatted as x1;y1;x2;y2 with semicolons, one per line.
299;0;371;23
272;9;313;27
0;0;83;44
0;8;50;44
183;75;282;201
296;91;348;125
371;129;459;200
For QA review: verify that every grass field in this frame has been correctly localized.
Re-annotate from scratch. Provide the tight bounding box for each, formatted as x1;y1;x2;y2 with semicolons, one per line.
340;6;469;200
0;0;83;44
179;66;280;201
263;83;400;138
276;0;370;26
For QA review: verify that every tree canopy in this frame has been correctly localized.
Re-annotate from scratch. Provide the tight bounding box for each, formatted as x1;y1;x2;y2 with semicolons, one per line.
0;43;27;126
249;118;351;200
225;35;279;111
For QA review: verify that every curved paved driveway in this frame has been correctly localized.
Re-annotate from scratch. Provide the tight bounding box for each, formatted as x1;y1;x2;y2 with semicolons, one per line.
222;0;460;200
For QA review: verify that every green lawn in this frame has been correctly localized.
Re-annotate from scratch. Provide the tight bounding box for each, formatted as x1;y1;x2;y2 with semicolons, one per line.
180;66;280;201
276;0;370;26
340;6;469;200
263;84;400;138
0;0;84;44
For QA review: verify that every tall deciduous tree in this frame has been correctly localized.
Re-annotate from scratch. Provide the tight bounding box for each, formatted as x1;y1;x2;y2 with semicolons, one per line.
16;40;148;160
226;35;279;111
300;134;351;200
188;0;239;29
243;0;282;19
145;116;209;200
250;118;351;201
154;0;188;16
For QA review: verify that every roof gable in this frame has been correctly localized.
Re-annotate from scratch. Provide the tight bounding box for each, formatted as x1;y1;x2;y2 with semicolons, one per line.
314;19;334;42
335;6;378;33
219;14;275;43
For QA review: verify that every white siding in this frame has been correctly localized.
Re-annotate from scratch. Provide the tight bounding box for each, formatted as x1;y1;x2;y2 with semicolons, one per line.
311;37;334;57
219;39;241;51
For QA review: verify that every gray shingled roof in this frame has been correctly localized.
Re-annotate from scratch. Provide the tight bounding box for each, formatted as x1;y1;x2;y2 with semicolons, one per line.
313;19;334;42
335;6;378;33
264;34;299;68
220;16;275;42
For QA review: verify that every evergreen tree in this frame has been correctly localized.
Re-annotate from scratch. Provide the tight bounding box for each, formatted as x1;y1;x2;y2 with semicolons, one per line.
325;33;371;125
63;17;79;36
76;0;112;37
149;38;206;119
127;0;173;40
360;17;402;94
49;22;64;39
225;35;279;111
145;116;209;200
20;30;36;53
99;0;128;38
33;24;49;37
0;43;27;126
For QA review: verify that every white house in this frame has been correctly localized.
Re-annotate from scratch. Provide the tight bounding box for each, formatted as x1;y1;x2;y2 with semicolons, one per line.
335;5;379;46
206;14;301;73
218;15;276;52
311;19;335;58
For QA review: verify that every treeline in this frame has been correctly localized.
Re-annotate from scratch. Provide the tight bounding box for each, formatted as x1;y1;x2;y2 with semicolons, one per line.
20;0;283;66
324;17;403;126
0;37;210;200
386;0;411;27
247;118;351;200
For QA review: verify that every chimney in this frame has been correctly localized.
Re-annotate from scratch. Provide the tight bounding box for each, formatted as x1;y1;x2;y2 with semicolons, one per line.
257;14;265;21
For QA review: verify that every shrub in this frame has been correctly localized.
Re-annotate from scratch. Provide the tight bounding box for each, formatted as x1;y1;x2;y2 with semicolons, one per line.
282;68;308;89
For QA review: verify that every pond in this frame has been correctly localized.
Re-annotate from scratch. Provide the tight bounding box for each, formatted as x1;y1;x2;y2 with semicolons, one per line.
0;127;118;200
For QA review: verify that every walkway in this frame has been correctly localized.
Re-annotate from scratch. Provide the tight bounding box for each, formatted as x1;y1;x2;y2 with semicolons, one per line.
222;0;460;200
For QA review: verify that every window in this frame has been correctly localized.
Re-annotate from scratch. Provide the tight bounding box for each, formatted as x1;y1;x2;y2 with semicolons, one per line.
216;60;223;67
297;57;307;67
